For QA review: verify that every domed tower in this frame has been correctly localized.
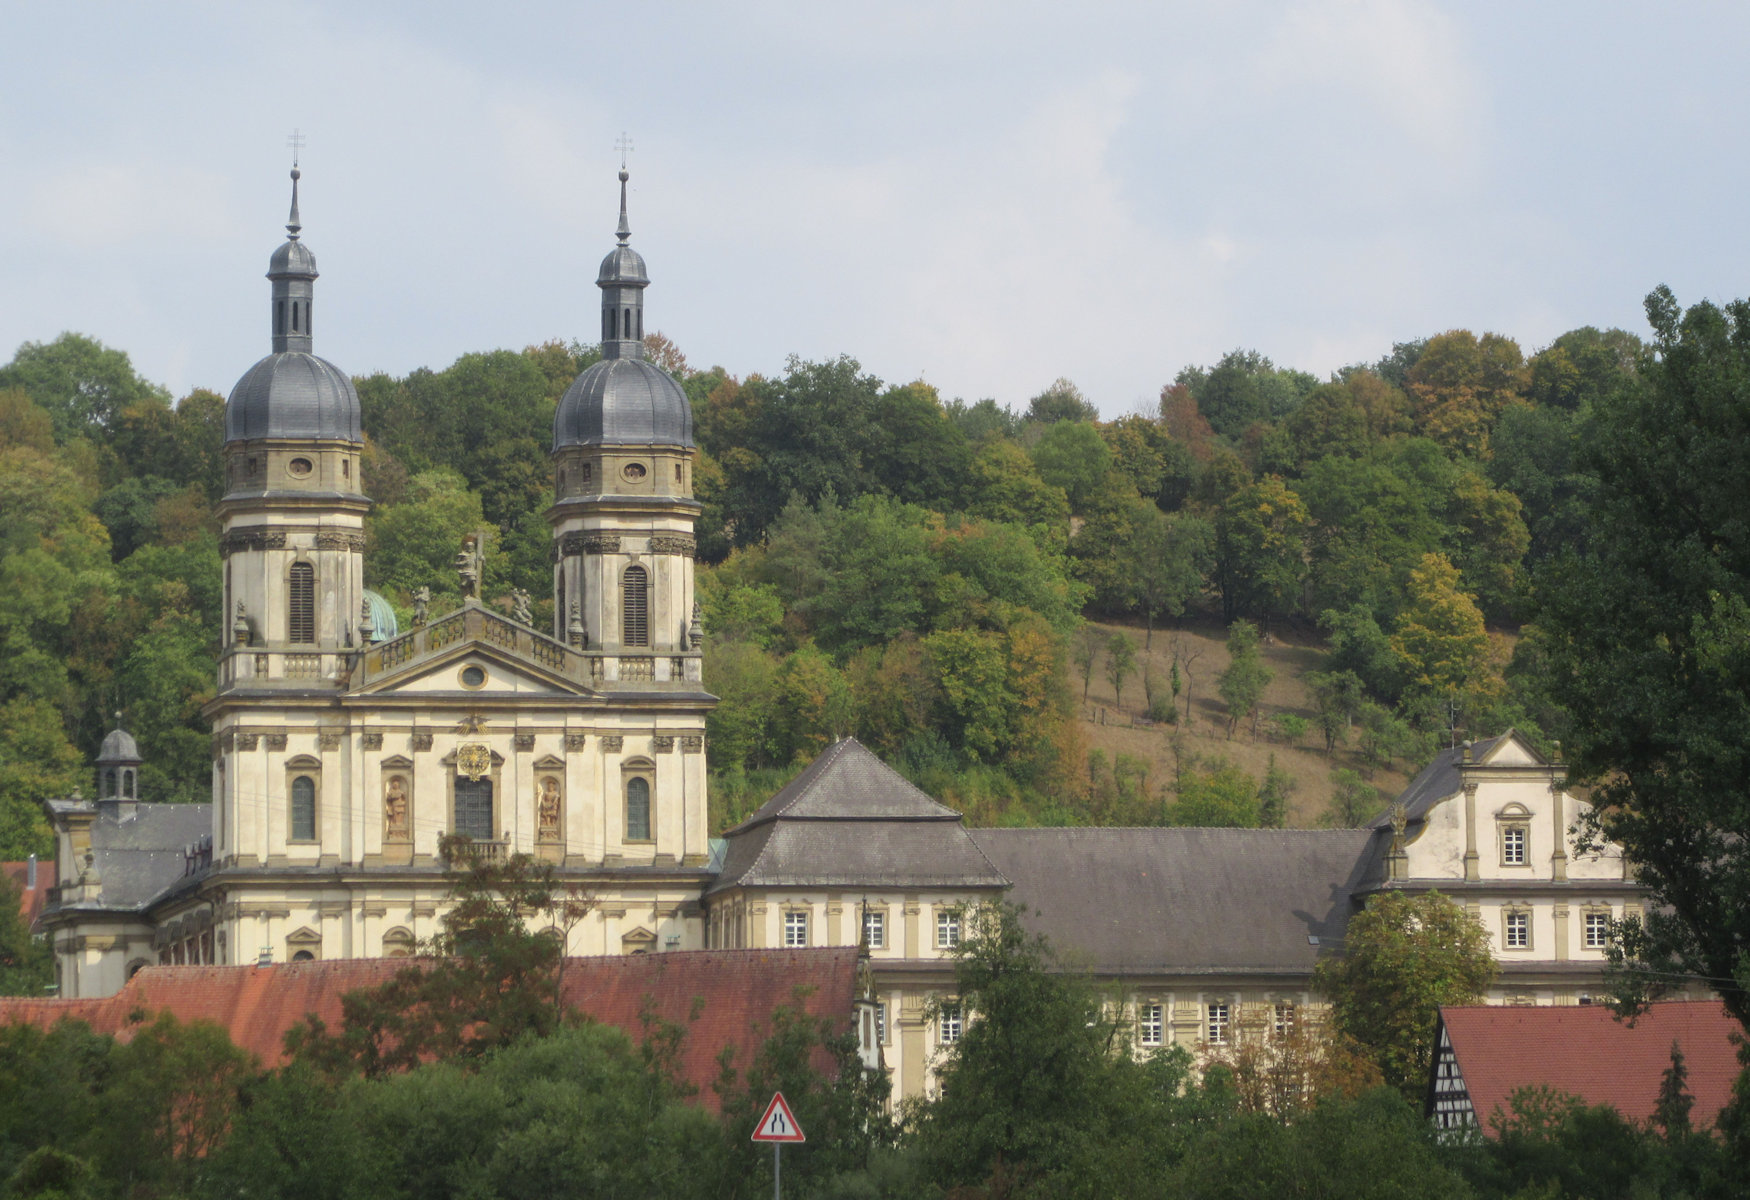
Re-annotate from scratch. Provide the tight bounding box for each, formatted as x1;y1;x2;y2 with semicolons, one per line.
95;715;143;804
217;165;369;690
550;166;700;680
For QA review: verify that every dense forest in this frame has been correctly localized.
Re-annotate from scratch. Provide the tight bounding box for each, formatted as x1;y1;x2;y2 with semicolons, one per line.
0;317;1635;858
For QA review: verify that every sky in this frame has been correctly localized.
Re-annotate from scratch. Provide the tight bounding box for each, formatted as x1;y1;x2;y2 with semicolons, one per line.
2;1;1748;417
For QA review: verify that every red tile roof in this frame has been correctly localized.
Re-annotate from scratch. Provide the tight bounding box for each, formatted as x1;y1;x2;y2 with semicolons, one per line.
1437;1002;1743;1132
2;861;52;931
0;949;859;1107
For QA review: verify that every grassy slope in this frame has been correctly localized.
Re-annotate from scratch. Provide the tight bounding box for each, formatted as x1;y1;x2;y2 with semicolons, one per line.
1076;616;1414;829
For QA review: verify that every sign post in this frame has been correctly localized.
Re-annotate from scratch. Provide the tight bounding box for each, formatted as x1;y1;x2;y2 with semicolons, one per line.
751;1090;805;1199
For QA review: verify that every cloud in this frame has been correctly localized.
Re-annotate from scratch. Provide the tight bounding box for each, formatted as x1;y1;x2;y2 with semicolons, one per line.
25;162;238;249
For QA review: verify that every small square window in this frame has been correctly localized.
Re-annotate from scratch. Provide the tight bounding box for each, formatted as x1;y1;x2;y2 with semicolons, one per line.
1505;911;1530;949
1273;1001;1296;1039
1139;1002;1163;1047
784;910;809;948
862;910;885;950
940;1004;962;1045
1503;826;1527;865
1584;911;1611;949
1207;1001;1230;1045
936;910;961;949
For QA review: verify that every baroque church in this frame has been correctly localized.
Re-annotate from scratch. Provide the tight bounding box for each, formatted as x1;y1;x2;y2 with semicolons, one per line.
33;165;1655;1102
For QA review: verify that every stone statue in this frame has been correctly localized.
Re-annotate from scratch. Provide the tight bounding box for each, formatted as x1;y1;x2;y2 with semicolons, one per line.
538;776;561;833
512;587;533;625
358;596;374;643
568;600;586;649
412;587;430;626
384;775;409;836
454;534;482;600
232;601;250;647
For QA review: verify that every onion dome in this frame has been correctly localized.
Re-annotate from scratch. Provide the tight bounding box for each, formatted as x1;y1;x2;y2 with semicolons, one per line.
224;165;362;444
362;589;399;642
553;166;693;450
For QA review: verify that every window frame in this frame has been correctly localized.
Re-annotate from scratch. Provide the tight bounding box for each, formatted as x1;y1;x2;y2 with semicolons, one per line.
861;908;886;950
1273;1000;1296;1040
624;773;652;842
621;563;650;647
1139;1001;1164;1047
1504;908;1531;950
939;1003;962;1045
1583;909;1611;950
783;908;809;948
453;775;495;842
289;774;317;842
1206;1000;1231;1046
936;909;962;950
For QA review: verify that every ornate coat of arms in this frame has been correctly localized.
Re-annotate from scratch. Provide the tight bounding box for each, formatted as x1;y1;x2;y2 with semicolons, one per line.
455;741;492;781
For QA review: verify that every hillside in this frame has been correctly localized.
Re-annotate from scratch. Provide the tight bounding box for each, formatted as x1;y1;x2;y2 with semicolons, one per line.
1077;616;1414;828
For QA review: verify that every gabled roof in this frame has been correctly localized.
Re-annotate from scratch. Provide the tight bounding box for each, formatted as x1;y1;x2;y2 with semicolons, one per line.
709;740;1007;896
0;949;859;1109
1374;731;1530;828
1433;1002;1742;1132
729;738;963;832
971;827;1382;974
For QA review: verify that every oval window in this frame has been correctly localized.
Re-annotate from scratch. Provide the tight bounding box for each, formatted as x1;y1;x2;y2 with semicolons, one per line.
460;666;486;688
288;457;314;478
622;462;647;481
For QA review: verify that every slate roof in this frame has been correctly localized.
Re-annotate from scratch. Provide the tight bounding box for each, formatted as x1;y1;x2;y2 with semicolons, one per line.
708;739;1008;896
225;351;364;443
0;950;858;1107
1372;732;1510;829
970;827;1382;975
45;802;213;912
1434;1002;1742;1132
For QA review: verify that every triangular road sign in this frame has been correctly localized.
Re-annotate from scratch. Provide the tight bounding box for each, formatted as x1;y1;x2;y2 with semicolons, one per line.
751;1091;806;1142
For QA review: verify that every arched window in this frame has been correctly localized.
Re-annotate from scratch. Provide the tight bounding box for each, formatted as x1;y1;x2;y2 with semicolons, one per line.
455;776;494;841
275;300;285;334
103;769;117;798
622;565;649;646
623;307;631;339
625;776;651;841
290;775;317;841
122;769;135;799
607;308;616;340
291;301;300;332
288;563;316;644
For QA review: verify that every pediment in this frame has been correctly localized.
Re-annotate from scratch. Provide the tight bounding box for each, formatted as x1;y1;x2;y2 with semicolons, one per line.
351;604;596;698
532;754;566;771
1480;729;1544;768
352;644;591;698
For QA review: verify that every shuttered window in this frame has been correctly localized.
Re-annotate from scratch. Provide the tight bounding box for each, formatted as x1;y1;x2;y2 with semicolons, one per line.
622;565;649;646
288;563;316;644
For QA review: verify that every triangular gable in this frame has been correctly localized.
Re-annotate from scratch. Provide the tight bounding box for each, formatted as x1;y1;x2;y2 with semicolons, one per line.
1477;728;1544;768
352;645;591;698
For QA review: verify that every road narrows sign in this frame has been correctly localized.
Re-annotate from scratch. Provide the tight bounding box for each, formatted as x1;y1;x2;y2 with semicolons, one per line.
751;1091;806;1143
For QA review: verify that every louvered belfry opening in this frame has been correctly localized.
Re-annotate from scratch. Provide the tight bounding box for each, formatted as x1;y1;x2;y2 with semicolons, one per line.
622;565;649;646
288;563;316;644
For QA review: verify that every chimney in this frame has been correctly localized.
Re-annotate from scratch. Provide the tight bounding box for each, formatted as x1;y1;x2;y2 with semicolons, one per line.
26;853;35;890
257;946;273;968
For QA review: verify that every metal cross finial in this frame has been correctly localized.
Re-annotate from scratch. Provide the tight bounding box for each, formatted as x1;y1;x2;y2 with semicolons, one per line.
615;132;634;169
287;129;306;168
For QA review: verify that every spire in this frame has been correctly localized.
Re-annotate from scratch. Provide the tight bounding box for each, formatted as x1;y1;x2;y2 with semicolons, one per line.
616;166;631;244
287;165;302;241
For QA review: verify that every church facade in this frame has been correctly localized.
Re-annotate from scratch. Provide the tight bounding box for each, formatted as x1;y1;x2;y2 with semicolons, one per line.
34;166;1656;1102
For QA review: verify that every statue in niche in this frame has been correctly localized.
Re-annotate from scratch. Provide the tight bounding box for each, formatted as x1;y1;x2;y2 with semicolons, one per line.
384;775;409;837
537;776;562;834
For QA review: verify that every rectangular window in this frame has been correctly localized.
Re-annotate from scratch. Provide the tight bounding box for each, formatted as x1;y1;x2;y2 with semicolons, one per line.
784;910;809;948
1207;1001;1230;1045
1273;1001;1296;1039
862;910;885;950
876;1001;888;1045
1503;826;1527;865
1505;911;1530;949
1584;911;1611;949
940;1004;962;1045
1139;1002;1163;1047
936;910;961;949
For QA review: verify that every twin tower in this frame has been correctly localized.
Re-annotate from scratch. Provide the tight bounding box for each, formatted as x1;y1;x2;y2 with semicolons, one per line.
193;163;712;970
